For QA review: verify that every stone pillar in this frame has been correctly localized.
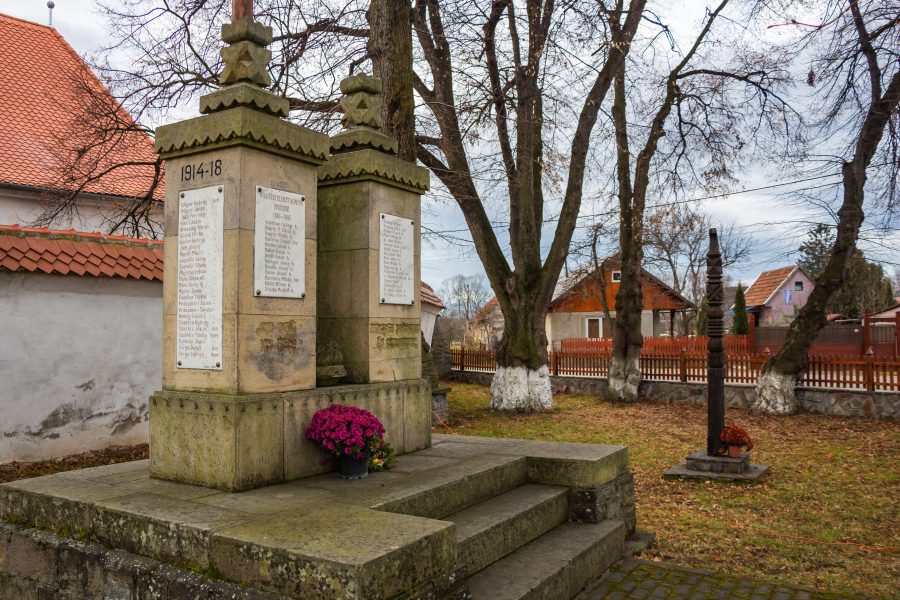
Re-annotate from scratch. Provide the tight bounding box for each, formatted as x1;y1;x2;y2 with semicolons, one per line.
149;9;329;490
317;75;430;384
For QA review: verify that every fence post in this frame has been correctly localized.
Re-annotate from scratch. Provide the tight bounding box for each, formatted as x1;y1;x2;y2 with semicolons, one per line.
459;347;465;372
679;349;687;382
862;312;871;355
748;317;756;353
551;350;559;377
864;347;875;392
895;313;900;359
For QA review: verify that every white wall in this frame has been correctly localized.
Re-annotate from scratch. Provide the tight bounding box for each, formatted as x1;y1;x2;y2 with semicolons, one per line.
0;187;163;235
546;311;656;345
422;304;441;346
0;271;162;461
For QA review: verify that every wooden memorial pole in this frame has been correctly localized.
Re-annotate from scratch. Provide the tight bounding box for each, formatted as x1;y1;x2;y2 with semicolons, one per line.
706;229;725;456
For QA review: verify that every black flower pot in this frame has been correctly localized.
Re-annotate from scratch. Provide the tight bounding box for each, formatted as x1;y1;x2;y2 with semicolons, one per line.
340;454;369;479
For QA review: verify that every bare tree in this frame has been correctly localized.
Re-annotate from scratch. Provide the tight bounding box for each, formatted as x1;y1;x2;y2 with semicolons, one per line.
439;274;491;321
605;0;795;401
753;0;900;414
411;0;646;411
643;203;751;332
37;62;164;238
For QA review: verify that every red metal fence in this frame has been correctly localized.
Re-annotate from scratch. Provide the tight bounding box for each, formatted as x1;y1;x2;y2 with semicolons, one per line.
450;347;900;392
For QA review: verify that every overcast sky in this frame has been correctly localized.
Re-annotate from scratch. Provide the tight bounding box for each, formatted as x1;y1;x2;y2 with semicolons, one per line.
2;0;895;291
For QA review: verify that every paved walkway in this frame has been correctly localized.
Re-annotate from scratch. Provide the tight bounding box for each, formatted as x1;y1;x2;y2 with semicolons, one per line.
580;560;859;600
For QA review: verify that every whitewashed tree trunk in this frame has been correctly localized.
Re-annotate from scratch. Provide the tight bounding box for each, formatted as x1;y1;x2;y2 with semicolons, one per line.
752;369;798;415
490;366;553;412
606;352;641;402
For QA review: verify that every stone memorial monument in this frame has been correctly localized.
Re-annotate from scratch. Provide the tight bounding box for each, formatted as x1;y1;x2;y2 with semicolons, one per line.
0;4;640;598
665;229;769;481
149;0;430;491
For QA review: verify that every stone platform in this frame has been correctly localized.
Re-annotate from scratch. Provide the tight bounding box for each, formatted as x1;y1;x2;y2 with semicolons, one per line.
664;451;769;482
0;435;637;600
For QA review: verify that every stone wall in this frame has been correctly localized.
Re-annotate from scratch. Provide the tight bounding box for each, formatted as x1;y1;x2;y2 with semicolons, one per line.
0;271;161;462
0;522;279;600
446;370;899;419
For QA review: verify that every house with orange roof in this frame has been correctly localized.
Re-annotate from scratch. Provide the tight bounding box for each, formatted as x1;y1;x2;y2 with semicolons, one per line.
0;12;163;235
742;265;815;326
471;261;695;349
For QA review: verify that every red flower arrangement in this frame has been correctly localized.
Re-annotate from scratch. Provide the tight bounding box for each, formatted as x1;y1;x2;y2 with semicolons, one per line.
720;423;754;451
305;404;386;461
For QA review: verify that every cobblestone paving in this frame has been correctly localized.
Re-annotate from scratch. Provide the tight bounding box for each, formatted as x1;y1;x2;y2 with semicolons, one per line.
580;560;860;600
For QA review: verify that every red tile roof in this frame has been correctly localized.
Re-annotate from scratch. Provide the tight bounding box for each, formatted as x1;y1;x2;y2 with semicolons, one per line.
0;13;162;200
744;266;797;307
420;281;446;309
0;224;163;281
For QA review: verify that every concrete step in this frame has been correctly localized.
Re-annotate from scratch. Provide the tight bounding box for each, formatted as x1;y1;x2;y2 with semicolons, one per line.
373;454;528;520
467;520;626;600
447;483;569;576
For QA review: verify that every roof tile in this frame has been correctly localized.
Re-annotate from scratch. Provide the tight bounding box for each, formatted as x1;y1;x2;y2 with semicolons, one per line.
0;225;163;281
0;14;163;200
745;266;798;307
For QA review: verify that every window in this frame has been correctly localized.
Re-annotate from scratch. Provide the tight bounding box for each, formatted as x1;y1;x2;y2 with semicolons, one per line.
611;270;622;282
586;318;601;339
794;281;803;292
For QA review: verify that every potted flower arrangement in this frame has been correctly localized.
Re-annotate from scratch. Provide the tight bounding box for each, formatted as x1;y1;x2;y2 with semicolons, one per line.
305;404;386;479
720;423;754;458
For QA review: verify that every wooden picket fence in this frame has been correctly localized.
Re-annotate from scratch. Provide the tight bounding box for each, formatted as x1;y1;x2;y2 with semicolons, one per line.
450;347;900;392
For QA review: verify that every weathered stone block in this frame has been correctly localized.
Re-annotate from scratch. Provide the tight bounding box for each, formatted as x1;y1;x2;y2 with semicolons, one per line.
210;503;455;600
569;472;636;534
150;391;284;491
6;527;58;584
282;380;431;480
56;538;105;597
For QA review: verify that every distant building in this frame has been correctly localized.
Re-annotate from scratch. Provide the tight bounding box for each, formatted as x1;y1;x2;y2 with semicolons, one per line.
743;266;815;326
872;302;900;320
420;281;446;346
471;262;694;349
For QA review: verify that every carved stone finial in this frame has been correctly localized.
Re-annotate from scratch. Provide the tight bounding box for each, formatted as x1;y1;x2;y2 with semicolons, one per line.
198;0;291;117
339;74;383;130
218;0;271;88
329;74;398;155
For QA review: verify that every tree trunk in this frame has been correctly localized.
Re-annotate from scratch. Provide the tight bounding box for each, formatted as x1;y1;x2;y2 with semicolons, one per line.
608;245;644;402
490;278;552;412
367;0;416;162
753;69;900;415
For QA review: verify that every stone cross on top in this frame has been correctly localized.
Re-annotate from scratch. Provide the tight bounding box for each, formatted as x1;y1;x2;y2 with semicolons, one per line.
232;0;253;21
220;0;271;87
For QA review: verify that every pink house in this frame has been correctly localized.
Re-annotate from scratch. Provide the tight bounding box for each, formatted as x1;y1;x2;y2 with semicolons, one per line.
744;266;816;326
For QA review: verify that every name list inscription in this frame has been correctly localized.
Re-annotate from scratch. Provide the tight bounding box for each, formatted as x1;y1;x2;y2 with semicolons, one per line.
379;213;415;305
254;186;306;298
176;186;224;370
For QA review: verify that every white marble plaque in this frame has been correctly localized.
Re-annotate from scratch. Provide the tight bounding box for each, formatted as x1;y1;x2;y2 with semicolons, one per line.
176;186;224;370
254;186;306;298
379;213;415;305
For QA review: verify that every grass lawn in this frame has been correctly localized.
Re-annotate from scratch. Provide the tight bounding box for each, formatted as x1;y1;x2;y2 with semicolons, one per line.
439;382;899;599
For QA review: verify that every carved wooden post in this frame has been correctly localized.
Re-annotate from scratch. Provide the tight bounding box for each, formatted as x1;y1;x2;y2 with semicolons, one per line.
706;229;725;456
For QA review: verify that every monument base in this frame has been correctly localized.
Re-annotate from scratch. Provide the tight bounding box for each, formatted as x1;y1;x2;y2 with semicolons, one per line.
664;450;769;482
0;435;637;600
150;379;431;491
